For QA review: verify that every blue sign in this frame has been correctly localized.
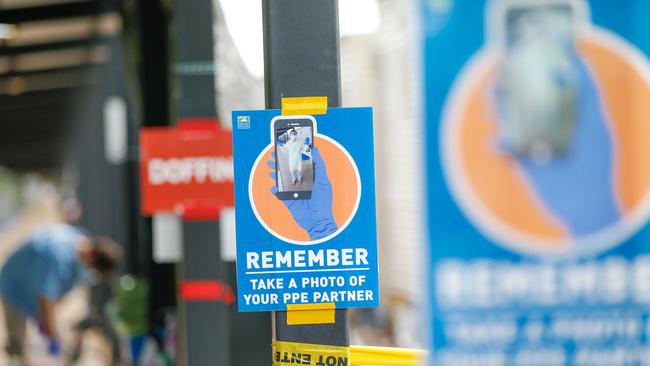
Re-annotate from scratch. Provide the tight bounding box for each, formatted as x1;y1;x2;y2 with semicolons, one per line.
231;107;379;312
423;0;650;364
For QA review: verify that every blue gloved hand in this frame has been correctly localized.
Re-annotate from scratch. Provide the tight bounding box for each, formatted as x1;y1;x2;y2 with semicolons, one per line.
38;322;62;357
47;338;62;357
494;56;620;237
269;147;338;240
304;137;312;152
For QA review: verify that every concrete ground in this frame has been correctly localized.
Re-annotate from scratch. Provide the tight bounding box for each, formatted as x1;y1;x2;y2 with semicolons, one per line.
0;195;112;365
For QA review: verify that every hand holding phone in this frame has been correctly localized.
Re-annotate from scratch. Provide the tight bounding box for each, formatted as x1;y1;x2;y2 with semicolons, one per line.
268;147;338;240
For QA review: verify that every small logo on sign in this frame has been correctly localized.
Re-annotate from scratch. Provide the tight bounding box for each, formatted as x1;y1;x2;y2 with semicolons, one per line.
237;116;251;129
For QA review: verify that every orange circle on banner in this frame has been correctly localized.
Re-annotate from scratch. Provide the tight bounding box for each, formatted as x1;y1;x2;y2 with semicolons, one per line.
443;30;650;256
250;136;359;243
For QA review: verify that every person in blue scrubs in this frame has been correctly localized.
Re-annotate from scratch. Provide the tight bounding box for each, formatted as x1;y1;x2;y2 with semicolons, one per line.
0;224;121;365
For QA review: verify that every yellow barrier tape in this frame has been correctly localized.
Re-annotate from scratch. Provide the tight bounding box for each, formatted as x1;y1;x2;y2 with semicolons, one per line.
281;96;328;115
287;303;336;325
274;340;350;366
273;341;427;366
349;345;427;366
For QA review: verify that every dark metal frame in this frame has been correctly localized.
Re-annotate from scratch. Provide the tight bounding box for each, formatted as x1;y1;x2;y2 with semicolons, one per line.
262;0;349;347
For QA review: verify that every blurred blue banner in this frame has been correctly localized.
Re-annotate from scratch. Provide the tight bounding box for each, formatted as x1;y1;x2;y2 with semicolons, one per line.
423;1;650;364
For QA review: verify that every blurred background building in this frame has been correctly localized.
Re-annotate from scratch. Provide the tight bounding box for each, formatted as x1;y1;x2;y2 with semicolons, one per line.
0;0;427;364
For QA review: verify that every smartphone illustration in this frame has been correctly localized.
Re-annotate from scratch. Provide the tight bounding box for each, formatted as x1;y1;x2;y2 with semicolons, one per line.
272;116;315;200
497;1;579;158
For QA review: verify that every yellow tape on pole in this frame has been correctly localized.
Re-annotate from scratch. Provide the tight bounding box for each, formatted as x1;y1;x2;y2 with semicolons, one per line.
281;96;328;115
349;345;427;366
273;340;350;366
286;303;336;325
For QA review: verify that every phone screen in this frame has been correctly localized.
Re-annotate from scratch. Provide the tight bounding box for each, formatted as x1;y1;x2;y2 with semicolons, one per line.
505;4;574;49
500;4;577;157
274;118;314;200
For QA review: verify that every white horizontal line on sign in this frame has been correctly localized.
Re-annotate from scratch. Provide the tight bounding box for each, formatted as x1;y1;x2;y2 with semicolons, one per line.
245;267;370;275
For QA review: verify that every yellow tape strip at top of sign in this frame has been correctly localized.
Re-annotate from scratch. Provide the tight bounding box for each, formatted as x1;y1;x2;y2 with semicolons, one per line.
273;341;427;366
286;303;336;325
281;96;328;115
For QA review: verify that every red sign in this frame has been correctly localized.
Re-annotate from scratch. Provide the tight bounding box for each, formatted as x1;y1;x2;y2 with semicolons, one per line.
139;118;234;216
180;280;234;304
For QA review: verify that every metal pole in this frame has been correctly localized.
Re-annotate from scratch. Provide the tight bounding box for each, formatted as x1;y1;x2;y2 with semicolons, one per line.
181;220;228;366
262;0;349;347
135;0;176;345
173;0;229;365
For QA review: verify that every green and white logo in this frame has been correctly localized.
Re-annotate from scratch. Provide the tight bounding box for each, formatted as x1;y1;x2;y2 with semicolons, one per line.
237;115;251;129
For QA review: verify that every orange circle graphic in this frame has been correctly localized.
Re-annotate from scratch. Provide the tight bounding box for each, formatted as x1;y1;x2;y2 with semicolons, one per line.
250;136;359;242
446;32;650;254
